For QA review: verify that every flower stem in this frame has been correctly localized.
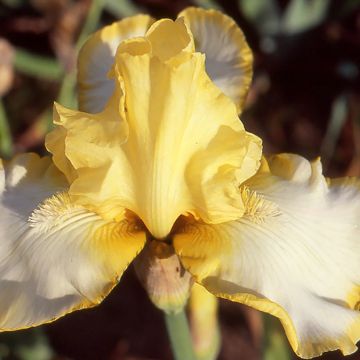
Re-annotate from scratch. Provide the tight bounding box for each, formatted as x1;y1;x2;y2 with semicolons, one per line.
0;99;13;158
14;48;64;80
164;310;196;360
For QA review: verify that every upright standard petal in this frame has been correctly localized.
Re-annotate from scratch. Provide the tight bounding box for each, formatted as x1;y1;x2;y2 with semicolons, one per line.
174;154;360;358
179;7;253;113
78;15;155;113
47;18;262;239
0;153;145;330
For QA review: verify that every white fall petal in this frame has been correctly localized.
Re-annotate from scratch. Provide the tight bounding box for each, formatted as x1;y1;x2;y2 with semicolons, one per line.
175;153;360;358
0;153;145;330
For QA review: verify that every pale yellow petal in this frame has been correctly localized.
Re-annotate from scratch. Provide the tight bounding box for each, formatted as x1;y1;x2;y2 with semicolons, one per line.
179;7;253;113
45;110;77;184
189;283;220;360
78;15;155;113
146;17;195;61
0;154;145;330
175;154;360;358
47;18;262;239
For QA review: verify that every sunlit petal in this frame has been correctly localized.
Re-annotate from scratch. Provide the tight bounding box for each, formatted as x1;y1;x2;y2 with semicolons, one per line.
0;154;145;330
47;18;262;239
174;154;360;358
179;7;253;113
78;14;155;113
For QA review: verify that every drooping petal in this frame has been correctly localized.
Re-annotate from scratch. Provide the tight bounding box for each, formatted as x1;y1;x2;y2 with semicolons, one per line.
174;154;360;358
77;14;155;113
47;18;262;239
179;7;253;113
0;153;145;330
46;89;130;215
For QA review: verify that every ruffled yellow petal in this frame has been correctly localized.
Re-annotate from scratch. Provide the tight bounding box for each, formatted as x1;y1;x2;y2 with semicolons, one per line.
47;17;262;239
174;154;360;358
0;153;145;330
146;17;195;61
78;14;155;113
179;7;253;113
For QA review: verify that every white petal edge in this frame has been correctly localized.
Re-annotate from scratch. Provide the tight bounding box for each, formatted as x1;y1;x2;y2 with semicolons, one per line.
77;15;155;113
175;154;360;358
179;7;253;113
0;153;145;330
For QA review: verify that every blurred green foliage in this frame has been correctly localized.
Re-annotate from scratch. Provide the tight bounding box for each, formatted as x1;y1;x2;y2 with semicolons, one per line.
0;328;53;360
263;315;291;360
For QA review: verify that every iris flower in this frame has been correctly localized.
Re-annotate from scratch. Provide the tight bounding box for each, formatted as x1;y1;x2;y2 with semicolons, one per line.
1;7;359;359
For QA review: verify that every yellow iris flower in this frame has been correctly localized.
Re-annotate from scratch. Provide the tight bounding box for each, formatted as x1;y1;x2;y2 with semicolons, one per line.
0;7;360;359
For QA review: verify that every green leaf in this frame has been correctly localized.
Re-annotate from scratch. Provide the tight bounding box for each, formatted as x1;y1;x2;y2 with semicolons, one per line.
238;0;281;35
105;0;144;18
193;0;222;10
320;94;349;170
281;0;330;35
0;100;13;158
14;49;64;80
15;330;54;360
263;315;291;360
0;328;54;360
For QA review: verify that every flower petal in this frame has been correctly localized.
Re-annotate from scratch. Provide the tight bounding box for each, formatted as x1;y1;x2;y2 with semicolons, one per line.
189;283;220;360
47;18;262;239
179;7;253;113
174;154;360;358
77;15;155;113
0;153;145;330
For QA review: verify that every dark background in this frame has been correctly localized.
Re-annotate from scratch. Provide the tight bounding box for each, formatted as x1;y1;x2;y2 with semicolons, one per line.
0;0;359;359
